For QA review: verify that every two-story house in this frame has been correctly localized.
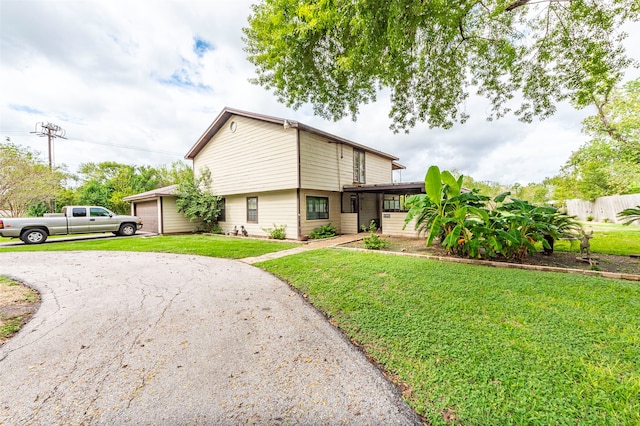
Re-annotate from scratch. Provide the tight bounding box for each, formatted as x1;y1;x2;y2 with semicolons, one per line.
126;107;423;238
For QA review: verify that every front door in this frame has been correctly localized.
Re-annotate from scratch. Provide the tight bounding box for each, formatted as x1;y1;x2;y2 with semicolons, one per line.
358;193;379;231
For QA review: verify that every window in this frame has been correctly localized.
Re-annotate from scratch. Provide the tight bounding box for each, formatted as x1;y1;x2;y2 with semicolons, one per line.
219;198;226;222
307;196;329;220
247;197;258;222
383;195;408;212
72;207;86;217
90;207;111;217
353;149;365;183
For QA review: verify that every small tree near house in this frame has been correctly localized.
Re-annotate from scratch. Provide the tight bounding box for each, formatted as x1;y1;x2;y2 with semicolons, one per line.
175;167;223;233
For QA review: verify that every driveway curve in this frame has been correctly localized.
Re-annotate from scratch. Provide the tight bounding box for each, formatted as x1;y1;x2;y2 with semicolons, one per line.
0;251;421;425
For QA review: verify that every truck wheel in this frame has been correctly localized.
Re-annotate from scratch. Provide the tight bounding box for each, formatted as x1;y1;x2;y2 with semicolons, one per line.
118;223;137;237
21;229;48;244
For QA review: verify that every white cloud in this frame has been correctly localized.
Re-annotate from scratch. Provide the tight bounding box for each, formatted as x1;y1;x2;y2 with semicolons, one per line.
0;0;637;186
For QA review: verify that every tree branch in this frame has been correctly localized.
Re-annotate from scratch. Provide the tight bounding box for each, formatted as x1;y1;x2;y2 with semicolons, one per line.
505;0;572;12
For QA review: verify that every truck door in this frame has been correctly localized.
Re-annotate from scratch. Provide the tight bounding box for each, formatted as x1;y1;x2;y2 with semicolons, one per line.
67;207;91;233
89;207;119;232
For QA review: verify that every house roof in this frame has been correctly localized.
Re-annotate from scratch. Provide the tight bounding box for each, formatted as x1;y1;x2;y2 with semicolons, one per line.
185;107;401;162
123;184;179;202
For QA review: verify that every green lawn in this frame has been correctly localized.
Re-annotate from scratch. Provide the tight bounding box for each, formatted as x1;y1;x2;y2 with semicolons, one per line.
554;222;640;256
258;249;640;425
0;234;300;259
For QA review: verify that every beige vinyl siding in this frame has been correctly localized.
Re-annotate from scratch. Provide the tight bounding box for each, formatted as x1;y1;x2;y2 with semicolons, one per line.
194;115;298;195
381;213;420;237
300;132;394;189
340;213;359;234
300;132;353;191
217;190;298;239
162;197;198;234
300;190;342;237
365;153;393;184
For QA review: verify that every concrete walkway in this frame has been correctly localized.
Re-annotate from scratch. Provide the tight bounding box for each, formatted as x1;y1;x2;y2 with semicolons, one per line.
0;251;420;425
240;234;364;264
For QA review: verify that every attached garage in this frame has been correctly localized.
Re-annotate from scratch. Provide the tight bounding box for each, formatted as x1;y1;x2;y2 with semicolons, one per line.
123;185;198;234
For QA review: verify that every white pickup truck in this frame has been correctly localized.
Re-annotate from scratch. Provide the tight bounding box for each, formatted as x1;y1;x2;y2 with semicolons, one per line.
0;206;143;244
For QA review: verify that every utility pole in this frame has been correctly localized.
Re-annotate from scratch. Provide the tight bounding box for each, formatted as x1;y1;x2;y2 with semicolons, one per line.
32;122;67;212
32;122;67;170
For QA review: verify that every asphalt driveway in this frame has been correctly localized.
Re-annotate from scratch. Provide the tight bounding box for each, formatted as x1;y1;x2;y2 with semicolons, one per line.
0;251;421;425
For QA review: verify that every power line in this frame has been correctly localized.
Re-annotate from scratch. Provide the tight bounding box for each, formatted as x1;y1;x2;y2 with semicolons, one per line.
66;137;184;156
2;129;185;157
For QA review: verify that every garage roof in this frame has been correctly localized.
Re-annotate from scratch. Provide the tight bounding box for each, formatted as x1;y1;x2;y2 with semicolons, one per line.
123;184;179;202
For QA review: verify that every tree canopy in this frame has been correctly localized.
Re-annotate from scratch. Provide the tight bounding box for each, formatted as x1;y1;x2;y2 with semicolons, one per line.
244;0;639;132
0;140;66;217
74;161;193;214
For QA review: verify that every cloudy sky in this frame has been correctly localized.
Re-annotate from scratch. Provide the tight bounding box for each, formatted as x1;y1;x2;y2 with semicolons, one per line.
1;1;638;185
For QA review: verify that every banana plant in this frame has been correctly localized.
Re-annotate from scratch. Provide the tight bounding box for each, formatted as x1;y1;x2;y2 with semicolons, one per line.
404;165;489;253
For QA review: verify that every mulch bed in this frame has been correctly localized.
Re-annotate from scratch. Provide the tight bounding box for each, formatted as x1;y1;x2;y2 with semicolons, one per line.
342;237;640;276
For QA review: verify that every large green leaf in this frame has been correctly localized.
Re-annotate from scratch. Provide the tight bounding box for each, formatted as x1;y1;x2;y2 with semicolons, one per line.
494;191;511;203
467;206;490;223
426;216;442;247
441;170;461;196
442;224;463;249
425;165;442;206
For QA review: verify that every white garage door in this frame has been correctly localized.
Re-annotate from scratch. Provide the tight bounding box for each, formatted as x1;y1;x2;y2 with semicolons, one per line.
135;200;159;233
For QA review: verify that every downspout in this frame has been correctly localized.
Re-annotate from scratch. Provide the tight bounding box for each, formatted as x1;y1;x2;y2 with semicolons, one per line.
158;197;164;234
296;128;302;239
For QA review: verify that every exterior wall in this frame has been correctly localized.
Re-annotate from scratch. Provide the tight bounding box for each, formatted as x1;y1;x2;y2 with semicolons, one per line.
194;115;298;195
299;132;350;191
381;213;420;237
217;190;299;239
365;153;393;184
341;213;359;234
299;189;343;237
299;132;395;190
161;197;199;233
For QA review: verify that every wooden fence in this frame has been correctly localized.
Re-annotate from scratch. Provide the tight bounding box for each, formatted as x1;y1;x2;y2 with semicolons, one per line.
566;194;640;224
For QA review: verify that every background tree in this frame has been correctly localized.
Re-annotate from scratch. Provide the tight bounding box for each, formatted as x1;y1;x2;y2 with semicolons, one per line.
0;140;66;217
550;79;640;201
175;168;223;233
75;161;191;214
244;0;638;132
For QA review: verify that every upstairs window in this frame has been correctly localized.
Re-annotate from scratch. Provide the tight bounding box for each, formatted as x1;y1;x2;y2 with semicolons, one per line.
353;149;365;184
306;196;329;220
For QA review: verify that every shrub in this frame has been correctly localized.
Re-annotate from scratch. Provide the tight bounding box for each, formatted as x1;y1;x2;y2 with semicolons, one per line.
309;223;337;239
362;221;387;250
175;168;223;233
262;224;287;240
586;215;594;222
